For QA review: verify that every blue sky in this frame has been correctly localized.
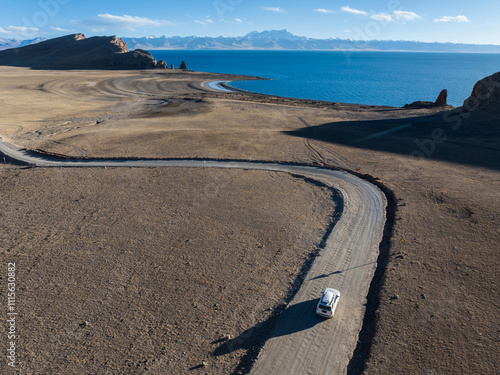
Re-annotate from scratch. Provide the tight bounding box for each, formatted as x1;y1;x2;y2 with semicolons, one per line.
0;0;499;44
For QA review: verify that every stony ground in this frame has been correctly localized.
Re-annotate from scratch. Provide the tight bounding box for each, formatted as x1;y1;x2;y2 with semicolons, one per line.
0;67;498;374
0;166;335;374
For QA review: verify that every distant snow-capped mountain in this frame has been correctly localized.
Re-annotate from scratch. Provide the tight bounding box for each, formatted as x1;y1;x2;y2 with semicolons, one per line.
244;29;307;41
0;37;46;51
121;30;500;53
3;31;500;53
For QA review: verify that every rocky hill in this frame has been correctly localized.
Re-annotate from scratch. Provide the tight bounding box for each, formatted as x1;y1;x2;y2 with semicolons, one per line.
462;72;500;112
0;34;166;70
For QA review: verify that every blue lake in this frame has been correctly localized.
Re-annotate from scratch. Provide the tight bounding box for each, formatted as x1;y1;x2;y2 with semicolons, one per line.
150;50;500;107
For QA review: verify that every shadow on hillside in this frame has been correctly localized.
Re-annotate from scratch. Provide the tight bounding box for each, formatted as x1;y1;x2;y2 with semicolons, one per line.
285;109;500;171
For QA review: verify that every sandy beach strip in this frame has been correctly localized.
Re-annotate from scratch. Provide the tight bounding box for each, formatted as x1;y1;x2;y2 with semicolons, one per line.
201;80;235;92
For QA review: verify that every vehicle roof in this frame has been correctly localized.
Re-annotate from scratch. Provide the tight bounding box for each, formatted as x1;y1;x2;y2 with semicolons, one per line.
323;288;340;296
321;292;333;304
321;288;339;304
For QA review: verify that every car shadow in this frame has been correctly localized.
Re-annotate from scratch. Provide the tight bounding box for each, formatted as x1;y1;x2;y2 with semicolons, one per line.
270;299;324;337
213;299;322;358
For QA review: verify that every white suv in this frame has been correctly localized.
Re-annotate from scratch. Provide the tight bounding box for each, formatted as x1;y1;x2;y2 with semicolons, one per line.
316;288;340;318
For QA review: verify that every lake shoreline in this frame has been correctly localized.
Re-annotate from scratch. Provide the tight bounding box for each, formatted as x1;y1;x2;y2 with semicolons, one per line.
151;49;500;107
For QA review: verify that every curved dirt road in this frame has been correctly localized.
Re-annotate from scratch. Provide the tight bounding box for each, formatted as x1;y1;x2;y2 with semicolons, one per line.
0;138;386;374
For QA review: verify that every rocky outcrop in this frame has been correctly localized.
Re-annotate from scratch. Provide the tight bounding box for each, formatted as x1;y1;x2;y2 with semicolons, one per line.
404;89;450;109
403;100;434;109
435;89;447;106
101;49;157;69
462;72;500;112
155;60;168;69
0;33;166;70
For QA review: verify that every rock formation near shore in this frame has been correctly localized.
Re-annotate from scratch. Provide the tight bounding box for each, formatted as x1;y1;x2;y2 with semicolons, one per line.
435;89;448;106
403;89;450;109
0;33;167;70
462;72;500;112
155;59;168;69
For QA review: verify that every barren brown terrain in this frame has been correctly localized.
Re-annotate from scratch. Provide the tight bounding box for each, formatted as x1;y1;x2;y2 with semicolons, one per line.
1;66;499;374
0;166;336;374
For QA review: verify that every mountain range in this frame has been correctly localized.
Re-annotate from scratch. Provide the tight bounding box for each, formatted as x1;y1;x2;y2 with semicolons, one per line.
0;37;46;51
122;30;500;53
2;30;500;53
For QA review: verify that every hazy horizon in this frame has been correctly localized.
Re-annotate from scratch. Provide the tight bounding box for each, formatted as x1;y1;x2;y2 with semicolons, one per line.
4;29;500;49
1;1;499;45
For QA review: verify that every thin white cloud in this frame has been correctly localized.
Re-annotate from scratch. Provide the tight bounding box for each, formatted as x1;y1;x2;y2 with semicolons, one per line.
263;7;285;13
434;15;470;23
50;26;72;32
0;26;40;35
393;11;421;21
195;17;214;26
341;6;368;16
314;9;336;14
234;18;243;23
371;13;393;22
95;13;174;30
370;10;421;23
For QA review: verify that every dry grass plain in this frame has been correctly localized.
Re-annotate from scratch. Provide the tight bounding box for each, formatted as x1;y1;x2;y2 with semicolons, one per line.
0;66;498;374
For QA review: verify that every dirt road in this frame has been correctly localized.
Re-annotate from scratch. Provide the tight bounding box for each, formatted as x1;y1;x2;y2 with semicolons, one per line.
249;166;386;375
0;138;386;374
